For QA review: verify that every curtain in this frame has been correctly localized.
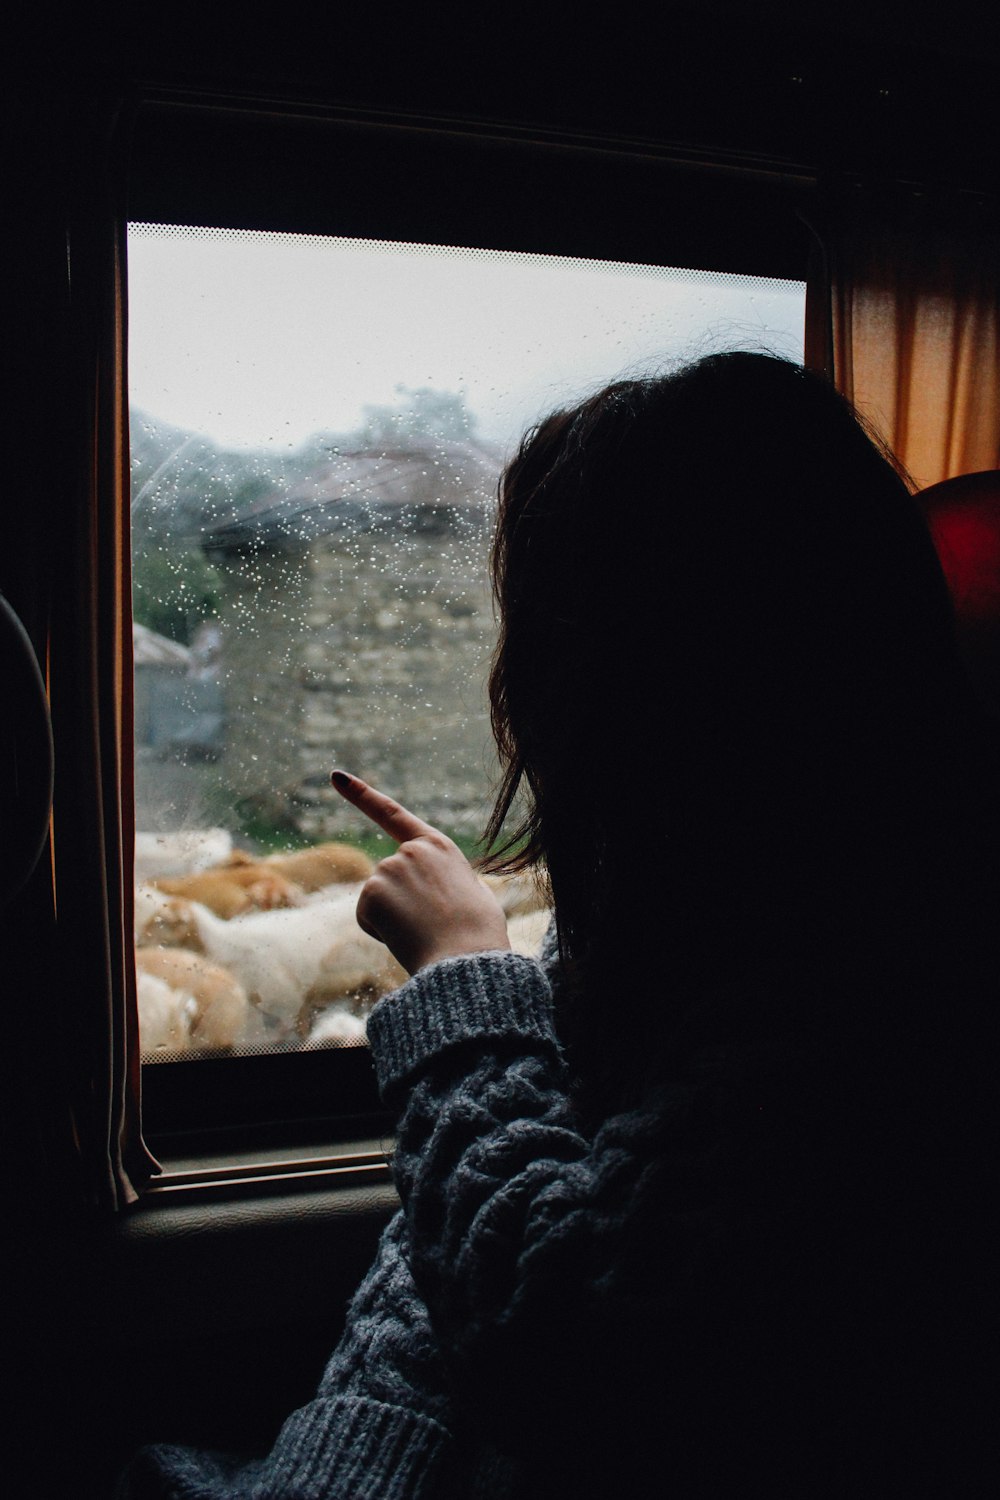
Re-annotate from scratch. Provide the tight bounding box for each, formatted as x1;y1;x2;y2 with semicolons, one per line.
804;189;1000;489
14;92;159;1211
61;99;159;1207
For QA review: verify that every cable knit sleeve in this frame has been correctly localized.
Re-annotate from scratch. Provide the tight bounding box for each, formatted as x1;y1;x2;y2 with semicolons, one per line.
364;949;738;1461
118;1210;464;1500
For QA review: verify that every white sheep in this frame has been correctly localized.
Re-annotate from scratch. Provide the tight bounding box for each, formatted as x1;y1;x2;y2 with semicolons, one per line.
135;827;233;884
505;906;552;957
480;867;550;918
302;1004;369;1049
136;970;197;1052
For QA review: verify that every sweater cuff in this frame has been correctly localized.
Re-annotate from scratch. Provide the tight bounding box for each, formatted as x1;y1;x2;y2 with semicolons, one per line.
255;1394;454;1499
366;951;559;1103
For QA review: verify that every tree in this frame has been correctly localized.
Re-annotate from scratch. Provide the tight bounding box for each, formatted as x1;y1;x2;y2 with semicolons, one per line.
132;543;226;645
355;386;478;447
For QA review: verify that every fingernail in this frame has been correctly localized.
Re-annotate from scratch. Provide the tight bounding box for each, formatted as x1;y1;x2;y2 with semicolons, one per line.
330;770;353;790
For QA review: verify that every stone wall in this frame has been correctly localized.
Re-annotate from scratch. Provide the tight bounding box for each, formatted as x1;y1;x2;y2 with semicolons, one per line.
212;512;500;842
209;542;312;819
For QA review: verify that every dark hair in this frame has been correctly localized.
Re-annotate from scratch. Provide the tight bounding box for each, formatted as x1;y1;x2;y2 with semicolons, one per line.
481;353;996;1101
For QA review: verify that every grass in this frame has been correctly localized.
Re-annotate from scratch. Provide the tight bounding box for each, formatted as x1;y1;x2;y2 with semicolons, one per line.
237;813;494;865
350;827;491;863
231;815;313;855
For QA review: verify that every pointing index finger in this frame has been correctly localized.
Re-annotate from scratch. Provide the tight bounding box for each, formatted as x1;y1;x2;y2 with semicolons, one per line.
330;770;437;845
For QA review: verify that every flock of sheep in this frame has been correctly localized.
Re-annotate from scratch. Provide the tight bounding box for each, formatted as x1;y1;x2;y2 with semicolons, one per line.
134;829;551;1056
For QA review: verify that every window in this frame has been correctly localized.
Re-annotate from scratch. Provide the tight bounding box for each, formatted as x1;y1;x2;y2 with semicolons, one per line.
127;109;810;1147
129;226;805;1066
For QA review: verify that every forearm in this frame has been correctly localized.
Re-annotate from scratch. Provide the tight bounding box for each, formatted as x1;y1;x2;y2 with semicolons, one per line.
318;1208;454;1426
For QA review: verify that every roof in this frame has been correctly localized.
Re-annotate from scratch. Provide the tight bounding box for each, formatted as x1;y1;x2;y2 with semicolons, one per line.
202;437;505;557
133;622;192;668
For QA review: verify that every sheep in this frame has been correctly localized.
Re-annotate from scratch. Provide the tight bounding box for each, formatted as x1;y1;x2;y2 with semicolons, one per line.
136;970;197;1052
146;841;375;918
302;1004;369;1049
135;885;403;1038
134;865;552;1048
135;947;251;1049
479;867;550;919
258;841;375;891
134;827;233;884
295;924;409;1038
300;903;552;1043
151;862;305;919
135;884;206;950
505;906;552;957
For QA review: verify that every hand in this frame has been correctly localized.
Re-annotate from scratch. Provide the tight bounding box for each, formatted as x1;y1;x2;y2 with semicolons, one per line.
330;771;510;976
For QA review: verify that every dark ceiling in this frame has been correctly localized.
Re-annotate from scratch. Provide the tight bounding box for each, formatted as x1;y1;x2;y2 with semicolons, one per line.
10;5;1000;193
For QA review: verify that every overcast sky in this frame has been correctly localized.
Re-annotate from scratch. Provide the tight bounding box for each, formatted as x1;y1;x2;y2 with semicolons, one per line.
127;225;805;457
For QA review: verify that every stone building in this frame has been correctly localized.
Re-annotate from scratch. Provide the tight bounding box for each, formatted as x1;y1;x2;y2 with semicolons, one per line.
201;437;506;842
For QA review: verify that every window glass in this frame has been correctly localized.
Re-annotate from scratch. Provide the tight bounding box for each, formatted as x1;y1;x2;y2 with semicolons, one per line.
128;224;805;1061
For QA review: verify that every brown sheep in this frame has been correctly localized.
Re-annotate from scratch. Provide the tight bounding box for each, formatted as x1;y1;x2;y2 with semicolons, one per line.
135;946;251;1049
147;843;374;918
135;885;206;950
151;863;303;919
259;841;375;891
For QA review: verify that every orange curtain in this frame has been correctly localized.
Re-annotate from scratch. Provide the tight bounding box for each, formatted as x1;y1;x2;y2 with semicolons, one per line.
61;103;159;1208
805;190;1000;489
16;93;159;1211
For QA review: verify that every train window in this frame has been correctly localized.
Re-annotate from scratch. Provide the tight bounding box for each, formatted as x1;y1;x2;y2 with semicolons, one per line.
128;222;804;1129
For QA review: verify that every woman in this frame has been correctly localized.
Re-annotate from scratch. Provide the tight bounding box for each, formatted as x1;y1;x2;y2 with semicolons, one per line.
122;353;998;1497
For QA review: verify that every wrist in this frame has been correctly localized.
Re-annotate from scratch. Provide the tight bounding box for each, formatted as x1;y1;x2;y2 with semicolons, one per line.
411;933;512;975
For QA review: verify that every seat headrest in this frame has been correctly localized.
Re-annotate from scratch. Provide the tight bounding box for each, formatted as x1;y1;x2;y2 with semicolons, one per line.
918;471;1000;623
918;470;1000;710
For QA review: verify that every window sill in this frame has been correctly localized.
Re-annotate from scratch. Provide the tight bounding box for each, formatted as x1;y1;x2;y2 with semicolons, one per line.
144;1138;394;1206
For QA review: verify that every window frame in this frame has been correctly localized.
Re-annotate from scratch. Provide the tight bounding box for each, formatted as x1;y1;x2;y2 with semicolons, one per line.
128;98;815;1161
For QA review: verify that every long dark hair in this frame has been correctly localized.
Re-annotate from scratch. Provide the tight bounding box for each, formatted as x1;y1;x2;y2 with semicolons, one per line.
481;353;997;1103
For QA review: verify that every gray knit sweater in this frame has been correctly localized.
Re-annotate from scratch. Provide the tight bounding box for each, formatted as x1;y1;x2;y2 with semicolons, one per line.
121;938;582;1497
122;930;731;1498
119;921;986;1497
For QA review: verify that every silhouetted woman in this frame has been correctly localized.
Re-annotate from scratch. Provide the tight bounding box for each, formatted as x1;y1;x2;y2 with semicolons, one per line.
122;353;999;1498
